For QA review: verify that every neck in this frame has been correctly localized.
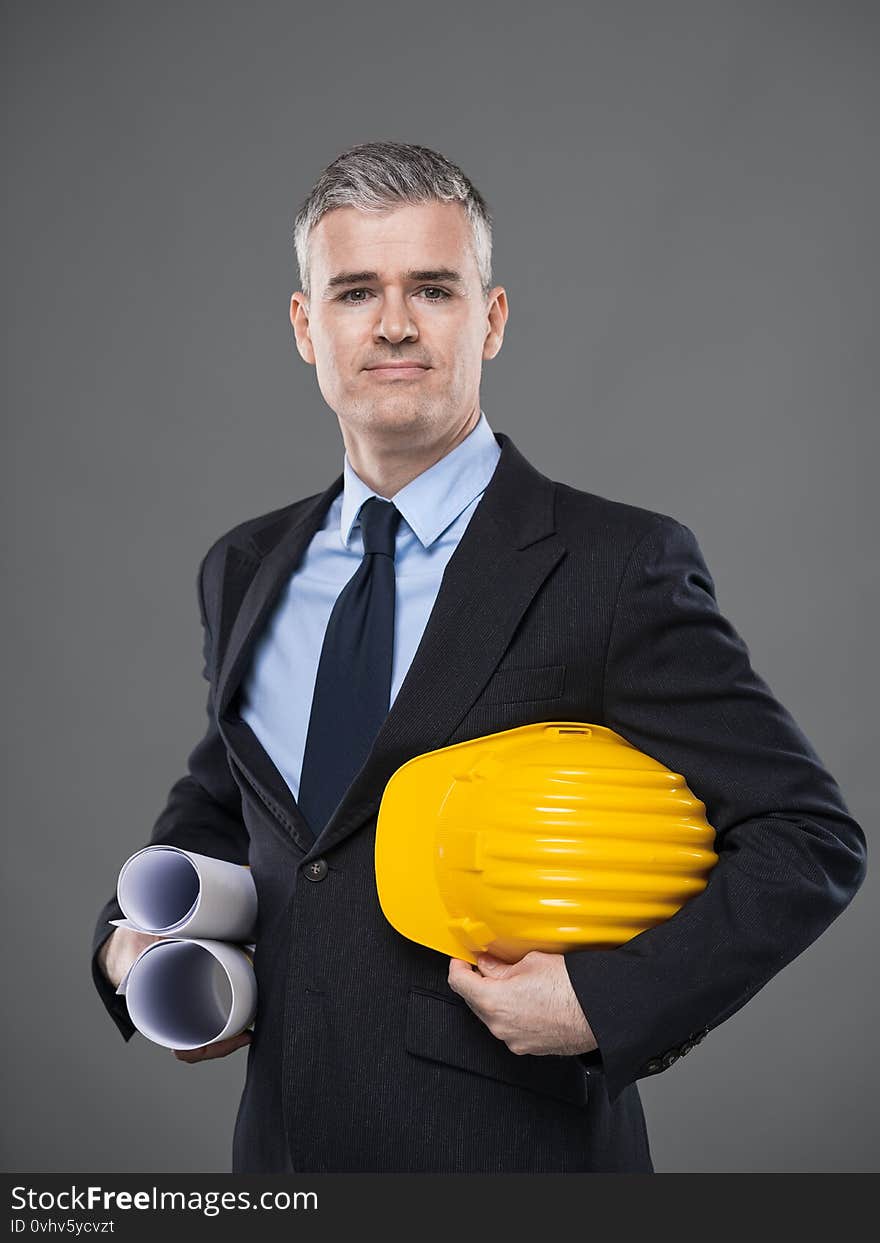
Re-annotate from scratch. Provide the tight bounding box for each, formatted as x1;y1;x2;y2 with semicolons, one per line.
342;404;481;498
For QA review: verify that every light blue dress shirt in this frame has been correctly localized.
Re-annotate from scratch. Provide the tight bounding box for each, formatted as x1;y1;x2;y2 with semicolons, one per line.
239;409;502;802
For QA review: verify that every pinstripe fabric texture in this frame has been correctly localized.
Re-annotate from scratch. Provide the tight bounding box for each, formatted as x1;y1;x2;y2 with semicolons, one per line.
91;430;866;1173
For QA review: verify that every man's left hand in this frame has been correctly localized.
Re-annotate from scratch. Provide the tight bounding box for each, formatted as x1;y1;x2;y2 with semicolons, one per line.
448;950;599;1057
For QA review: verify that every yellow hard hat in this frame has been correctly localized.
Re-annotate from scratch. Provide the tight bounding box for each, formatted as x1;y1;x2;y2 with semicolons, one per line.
375;721;718;964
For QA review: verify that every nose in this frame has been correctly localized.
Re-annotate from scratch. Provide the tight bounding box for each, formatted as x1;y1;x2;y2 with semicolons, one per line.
374;287;418;345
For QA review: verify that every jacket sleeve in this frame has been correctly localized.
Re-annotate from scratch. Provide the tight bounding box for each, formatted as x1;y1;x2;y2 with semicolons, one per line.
563;516;867;1104
90;549;250;1041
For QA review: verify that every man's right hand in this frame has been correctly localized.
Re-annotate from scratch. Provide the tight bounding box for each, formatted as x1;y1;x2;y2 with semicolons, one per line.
171;1031;252;1062
98;925;164;989
97;926;252;1063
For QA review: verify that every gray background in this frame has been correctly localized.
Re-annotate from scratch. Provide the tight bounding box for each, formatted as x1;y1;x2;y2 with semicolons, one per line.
3;0;877;1173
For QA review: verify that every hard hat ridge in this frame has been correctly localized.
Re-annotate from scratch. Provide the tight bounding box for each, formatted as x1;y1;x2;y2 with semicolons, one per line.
375;722;718;963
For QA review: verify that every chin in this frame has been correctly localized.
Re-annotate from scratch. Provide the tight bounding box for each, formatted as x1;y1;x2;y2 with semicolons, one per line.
350;399;436;433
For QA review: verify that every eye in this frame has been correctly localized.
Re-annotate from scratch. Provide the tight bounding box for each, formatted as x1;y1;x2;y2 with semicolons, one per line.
338;286;451;304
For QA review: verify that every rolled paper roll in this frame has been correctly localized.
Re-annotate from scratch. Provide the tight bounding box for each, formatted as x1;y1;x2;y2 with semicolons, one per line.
120;938;257;1051
115;845;257;942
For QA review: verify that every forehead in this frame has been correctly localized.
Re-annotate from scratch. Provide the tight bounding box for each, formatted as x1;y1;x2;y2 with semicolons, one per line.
309;200;478;282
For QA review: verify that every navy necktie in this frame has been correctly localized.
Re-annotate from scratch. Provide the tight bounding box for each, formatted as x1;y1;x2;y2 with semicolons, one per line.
297;496;402;840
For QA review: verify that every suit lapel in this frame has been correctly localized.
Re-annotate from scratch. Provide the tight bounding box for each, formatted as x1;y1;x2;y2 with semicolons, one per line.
311;433;565;856
211;545;261;685
215;475;343;719
212;479;344;853
210;431;566;860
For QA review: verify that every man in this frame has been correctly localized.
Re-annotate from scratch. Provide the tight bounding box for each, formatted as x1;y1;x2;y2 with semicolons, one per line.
92;140;867;1173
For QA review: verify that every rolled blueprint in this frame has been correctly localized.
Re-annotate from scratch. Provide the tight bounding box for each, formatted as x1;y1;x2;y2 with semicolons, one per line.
117;937;257;1051
114;845;257;942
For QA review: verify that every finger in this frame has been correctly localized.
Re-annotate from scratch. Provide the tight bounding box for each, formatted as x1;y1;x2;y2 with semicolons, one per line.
447;957;482;999
173;1034;250;1063
448;958;504;1032
203;1032;252;1058
173;1046;209;1063
173;1031;252;1063
475;952;517;977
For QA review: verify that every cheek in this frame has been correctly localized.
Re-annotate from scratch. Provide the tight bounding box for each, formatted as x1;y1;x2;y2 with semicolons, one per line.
312;341;347;391
446;324;485;377
314;323;363;386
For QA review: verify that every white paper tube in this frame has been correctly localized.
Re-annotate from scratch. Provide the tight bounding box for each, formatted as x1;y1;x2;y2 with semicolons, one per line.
116;846;257;941
121;938;257;1051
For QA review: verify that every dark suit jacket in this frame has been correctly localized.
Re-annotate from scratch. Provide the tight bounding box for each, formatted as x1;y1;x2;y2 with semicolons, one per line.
91;430;867;1173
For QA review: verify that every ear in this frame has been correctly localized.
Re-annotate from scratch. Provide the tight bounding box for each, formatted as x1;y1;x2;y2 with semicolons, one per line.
482;286;509;361
290;292;316;365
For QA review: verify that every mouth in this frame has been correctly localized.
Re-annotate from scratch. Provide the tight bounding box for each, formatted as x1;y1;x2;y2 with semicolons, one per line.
364;364;431;379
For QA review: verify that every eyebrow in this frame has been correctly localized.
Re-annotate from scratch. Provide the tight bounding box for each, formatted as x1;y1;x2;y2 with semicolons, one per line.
324;267;465;292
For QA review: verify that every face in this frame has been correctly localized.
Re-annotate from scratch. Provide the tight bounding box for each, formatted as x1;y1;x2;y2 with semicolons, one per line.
290;200;508;450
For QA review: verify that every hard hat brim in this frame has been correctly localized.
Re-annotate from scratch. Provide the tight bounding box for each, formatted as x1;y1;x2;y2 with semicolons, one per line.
374;720;717;965
375;731;481;963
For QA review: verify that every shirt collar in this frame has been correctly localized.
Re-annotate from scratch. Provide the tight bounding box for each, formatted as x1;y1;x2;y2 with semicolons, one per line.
339;409;501;549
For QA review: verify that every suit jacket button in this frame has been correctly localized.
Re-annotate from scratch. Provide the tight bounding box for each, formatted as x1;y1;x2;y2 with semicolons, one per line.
680;1040;695;1056
304;858;328;881
644;1059;663;1074
661;1051;680;1069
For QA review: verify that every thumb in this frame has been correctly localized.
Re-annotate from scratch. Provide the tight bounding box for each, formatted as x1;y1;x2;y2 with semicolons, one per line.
476;952;517;978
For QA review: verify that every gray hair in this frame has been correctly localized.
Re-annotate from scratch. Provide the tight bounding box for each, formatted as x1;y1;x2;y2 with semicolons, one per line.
293;140;493;299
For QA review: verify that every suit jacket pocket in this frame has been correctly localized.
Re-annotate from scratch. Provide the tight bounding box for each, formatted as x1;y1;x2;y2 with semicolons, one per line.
478;663;566;706
405;986;589;1108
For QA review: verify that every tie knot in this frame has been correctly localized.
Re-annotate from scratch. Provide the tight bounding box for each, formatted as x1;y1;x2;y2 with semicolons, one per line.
359;496;401;557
